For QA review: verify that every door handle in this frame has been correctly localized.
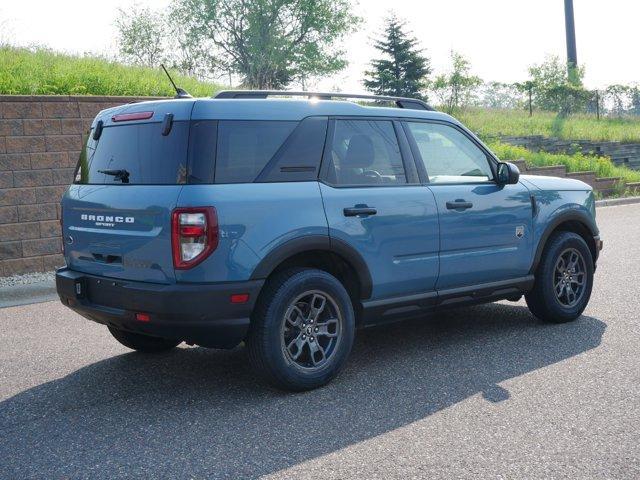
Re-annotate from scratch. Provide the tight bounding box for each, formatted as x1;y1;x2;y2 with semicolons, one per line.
446;200;473;210
343;206;377;217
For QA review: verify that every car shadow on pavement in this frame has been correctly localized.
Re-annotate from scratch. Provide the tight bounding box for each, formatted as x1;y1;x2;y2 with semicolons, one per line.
0;302;605;479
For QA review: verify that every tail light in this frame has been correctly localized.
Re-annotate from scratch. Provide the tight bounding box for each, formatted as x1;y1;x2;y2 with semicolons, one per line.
172;207;218;269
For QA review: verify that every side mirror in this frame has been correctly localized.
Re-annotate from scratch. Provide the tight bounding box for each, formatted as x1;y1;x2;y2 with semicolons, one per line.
497;162;520;185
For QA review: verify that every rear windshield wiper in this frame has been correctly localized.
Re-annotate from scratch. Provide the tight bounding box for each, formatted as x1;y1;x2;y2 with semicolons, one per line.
98;169;130;184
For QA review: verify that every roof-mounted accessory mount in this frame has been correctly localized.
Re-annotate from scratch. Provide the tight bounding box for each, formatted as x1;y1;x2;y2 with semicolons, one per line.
213;90;434;111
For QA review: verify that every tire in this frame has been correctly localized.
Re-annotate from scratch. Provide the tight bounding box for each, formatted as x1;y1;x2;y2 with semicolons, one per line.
247;268;356;391
108;326;181;352
526;231;594;323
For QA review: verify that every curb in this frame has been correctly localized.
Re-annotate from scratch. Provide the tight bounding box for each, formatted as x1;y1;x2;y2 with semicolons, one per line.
0;280;57;309
595;196;640;208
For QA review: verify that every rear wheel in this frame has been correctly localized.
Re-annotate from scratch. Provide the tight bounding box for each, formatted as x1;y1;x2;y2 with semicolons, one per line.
526;231;594;323
108;326;181;352
247;268;355;391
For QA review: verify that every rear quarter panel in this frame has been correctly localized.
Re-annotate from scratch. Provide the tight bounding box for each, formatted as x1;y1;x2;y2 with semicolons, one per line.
174;182;328;283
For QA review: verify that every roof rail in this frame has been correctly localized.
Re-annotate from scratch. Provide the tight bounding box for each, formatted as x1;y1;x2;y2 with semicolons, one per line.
213;90;434;111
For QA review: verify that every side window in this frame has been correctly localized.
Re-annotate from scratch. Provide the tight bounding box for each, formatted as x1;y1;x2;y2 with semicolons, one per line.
406;122;493;184
215;121;297;183
327;120;406;186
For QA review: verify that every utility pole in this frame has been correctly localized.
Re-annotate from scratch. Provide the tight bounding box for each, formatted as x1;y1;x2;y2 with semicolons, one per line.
564;0;579;84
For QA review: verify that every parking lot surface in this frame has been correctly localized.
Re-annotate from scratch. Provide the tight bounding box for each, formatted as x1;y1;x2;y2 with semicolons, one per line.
1;205;639;479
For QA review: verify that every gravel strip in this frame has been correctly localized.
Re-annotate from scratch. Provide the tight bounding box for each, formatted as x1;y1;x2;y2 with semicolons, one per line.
0;271;55;288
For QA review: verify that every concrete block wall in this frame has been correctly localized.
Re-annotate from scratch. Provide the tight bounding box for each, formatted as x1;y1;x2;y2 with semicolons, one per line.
0;95;158;276
509;160;638;197
501;135;640;171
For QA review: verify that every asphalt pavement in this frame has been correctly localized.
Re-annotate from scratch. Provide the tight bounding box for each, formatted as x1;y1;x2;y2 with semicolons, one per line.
1;204;639;479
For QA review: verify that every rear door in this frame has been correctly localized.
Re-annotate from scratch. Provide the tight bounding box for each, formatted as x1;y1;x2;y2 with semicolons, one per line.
403;120;533;290
63;101;193;283
319;118;439;300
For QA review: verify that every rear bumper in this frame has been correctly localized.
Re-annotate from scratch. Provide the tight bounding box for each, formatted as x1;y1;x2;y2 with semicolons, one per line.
56;268;264;349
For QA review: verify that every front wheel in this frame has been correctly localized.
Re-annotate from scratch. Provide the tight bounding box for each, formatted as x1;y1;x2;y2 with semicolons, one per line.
247;268;355;391
526;231;594;323
108;326;181;352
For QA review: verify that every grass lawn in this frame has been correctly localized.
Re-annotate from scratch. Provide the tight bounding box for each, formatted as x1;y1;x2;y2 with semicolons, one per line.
458;108;640;144
0;46;222;97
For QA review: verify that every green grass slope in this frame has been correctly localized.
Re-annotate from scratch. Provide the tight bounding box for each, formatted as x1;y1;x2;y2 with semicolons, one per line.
0;46;222;97
458;108;640;143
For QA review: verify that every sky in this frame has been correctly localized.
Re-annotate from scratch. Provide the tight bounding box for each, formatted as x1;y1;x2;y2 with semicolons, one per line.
0;0;638;92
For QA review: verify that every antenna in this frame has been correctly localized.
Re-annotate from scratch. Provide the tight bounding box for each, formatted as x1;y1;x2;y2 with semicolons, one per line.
160;64;193;99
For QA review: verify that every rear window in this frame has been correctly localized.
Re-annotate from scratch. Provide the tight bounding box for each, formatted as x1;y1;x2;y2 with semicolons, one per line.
76;121;189;185
215;121;297;183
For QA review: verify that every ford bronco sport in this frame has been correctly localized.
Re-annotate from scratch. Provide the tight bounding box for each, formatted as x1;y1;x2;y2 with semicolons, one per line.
56;91;602;391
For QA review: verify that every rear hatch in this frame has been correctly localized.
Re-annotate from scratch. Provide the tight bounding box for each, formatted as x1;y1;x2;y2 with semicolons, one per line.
62;100;194;283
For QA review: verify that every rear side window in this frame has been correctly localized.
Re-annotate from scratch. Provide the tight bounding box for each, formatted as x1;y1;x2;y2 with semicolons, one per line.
76;121;189;185
215;121;297;183
325;120;406;186
255;117;328;183
188;118;327;184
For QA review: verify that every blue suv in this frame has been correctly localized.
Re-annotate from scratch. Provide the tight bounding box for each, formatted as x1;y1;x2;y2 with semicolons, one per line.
56;91;602;390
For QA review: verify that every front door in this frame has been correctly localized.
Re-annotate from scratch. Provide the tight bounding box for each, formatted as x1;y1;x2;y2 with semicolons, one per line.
403;120;533;290
319;118;439;300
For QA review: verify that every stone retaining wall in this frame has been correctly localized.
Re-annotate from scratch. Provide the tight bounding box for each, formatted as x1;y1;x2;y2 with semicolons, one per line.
509;160;639;197
501;135;640;170
0;95;158;276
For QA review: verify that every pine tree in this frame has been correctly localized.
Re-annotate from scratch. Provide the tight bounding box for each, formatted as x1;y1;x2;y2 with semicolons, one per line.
364;15;431;100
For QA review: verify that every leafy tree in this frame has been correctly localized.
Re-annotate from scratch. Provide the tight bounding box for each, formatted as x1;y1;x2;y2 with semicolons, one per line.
170;0;359;89
605;84;631;116
630;86;640;116
115;6;167;67
165;4;217;79
363;15;431;100
479;81;523;110
527;55;590;115
430;51;482;113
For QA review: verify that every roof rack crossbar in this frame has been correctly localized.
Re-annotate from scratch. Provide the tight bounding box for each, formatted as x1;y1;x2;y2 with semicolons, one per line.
213;90;434;111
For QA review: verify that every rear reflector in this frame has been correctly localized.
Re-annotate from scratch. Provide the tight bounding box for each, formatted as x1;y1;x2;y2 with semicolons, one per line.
180;225;206;237
112;111;154;122
135;313;151;322
230;293;250;304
